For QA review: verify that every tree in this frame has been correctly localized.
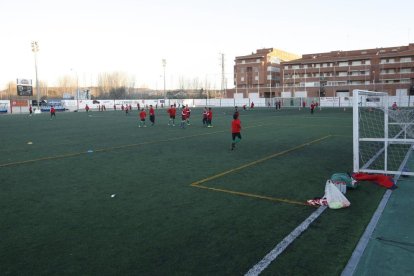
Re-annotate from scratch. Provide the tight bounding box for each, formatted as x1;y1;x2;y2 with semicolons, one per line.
57;75;77;97
109;87;127;99
97;71;135;98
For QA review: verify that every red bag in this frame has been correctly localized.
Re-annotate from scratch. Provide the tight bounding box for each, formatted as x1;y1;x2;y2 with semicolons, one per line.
352;173;397;189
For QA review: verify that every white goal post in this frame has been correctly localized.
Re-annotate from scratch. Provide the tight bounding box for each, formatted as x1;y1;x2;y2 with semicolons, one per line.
353;89;414;176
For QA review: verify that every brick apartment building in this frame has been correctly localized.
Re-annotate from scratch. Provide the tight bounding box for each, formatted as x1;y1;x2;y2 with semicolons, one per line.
229;44;414;98
230;48;300;98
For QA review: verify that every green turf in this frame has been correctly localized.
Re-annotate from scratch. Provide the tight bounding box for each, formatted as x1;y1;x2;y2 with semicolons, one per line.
0;108;385;275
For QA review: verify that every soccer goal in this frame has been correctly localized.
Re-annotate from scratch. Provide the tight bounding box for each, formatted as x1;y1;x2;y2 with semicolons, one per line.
271;97;306;108
353;89;414;176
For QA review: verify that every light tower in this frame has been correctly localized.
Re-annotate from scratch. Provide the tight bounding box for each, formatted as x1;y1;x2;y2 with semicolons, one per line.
31;41;40;109
162;59;166;101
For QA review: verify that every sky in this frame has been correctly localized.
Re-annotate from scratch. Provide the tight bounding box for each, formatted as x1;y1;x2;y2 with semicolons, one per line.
0;0;412;91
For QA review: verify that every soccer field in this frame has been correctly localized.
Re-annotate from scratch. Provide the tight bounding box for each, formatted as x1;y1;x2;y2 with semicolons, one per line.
0;108;385;275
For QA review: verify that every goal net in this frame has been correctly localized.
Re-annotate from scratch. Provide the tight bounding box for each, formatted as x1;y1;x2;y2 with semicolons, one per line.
270;97;311;108
353;89;414;176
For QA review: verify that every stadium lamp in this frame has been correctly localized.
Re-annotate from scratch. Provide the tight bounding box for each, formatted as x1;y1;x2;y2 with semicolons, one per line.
31;41;40;110
162;59;166;101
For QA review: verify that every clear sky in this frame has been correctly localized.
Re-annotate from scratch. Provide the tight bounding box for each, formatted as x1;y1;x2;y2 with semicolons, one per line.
0;0;412;90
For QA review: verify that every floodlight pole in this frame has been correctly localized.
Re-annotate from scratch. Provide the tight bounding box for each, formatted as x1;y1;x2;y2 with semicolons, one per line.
76;74;79;111
31;41;40;109
71;68;79;111
162;59;166;103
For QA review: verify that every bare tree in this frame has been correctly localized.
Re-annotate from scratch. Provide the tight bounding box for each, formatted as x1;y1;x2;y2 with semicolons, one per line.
97;71;135;99
97;71;135;96
178;75;187;91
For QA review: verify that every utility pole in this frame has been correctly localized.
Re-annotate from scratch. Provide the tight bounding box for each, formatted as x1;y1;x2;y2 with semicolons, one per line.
31;41;40;110
162;59;166;102
220;53;225;97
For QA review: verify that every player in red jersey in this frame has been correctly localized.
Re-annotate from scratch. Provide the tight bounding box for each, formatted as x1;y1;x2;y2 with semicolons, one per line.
185;105;191;125
207;107;213;127
167;105;176;126
202;107;208;127
50;106;56;119
149;105;155;126
180;107;187;128
139;108;147;127
310;101;315;114
231;113;242;150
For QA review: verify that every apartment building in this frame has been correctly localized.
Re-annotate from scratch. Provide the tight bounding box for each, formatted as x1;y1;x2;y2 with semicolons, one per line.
281;43;414;98
230;48;300;98
229;44;414;98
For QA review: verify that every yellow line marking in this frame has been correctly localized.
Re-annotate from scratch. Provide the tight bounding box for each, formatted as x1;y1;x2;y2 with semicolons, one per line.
0;130;225;168
190;135;331;207
192;184;310;207
0;121;296;168
191;135;331;186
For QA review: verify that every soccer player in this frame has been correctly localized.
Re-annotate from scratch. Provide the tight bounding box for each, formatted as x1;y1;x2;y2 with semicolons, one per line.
50;106;56;119
85;104;90;113
233;106;239;118
202;107;208;127
310;101;315;114
29;104;32;116
231;113;242;150
167;105;176;126
392;102;398;110
139;108;147;127
149;105;155;126
180;107;187;128
185;105;191;125
207;107;213;127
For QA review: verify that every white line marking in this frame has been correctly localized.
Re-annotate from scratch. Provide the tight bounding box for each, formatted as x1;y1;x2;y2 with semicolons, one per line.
245;206;327;276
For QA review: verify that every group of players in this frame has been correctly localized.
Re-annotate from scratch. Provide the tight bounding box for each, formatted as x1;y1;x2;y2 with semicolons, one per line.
137;104;214;129
137;104;242;150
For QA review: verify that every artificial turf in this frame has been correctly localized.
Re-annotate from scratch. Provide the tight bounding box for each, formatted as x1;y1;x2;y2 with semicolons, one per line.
0;107;385;275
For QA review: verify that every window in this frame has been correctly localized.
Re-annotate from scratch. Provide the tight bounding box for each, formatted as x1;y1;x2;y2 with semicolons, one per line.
242;60;245;64
382;58;395;64
352;61;362;66
401;68;411;73
338;61;348;67
256;59;261;63
268;66;280;72
292;65;300;69
400;57;412;62
241;77;245;81
365;60;371;65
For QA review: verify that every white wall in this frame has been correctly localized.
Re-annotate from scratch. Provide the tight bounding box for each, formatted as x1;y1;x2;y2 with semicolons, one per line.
248;93;259;98
294;91;307;98
281;92;292;98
